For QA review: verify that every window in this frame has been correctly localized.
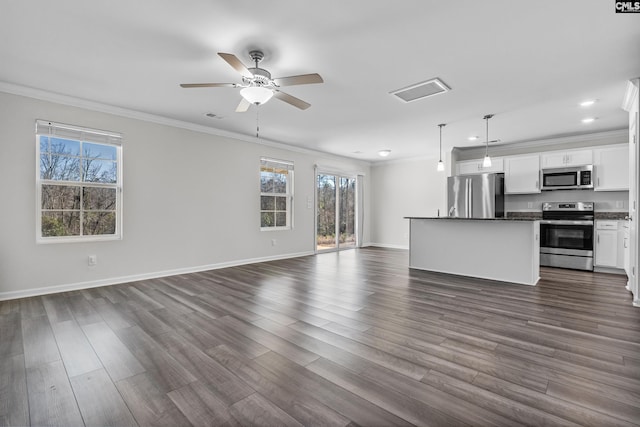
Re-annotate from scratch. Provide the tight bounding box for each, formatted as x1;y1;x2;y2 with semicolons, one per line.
36;120;122;242
260;158;293;230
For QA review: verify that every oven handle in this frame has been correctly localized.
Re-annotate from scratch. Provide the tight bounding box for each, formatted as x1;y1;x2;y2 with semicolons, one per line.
540;220;594;226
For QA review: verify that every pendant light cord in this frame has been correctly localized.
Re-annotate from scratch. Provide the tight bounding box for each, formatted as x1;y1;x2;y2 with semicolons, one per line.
438;123;445;161
483;114;494;156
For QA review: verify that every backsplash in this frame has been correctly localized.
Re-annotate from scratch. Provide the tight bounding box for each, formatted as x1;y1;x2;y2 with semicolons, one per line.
505;189;628;212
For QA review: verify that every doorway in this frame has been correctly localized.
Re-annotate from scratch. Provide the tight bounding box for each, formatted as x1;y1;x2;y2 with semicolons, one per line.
316;173;357;252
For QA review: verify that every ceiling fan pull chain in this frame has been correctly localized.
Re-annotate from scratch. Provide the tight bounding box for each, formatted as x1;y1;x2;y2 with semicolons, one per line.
256;107;260;138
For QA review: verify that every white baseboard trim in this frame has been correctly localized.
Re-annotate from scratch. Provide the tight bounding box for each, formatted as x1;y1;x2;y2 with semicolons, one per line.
366;242;409;250
0;251;314;301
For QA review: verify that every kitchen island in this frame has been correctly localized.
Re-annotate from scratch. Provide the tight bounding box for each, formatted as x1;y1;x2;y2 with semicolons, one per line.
406;217;540;286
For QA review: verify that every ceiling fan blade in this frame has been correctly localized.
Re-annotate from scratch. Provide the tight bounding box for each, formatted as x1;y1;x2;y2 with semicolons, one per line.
273;90;311;110
274;73;324;87
180;83;237;88
218;53;253;78
235;98;251;113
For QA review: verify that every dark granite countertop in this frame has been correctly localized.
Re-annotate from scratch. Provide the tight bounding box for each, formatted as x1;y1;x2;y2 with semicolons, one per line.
595;212;629;220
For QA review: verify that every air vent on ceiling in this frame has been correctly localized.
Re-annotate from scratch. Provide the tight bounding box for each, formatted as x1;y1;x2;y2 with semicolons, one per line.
390;78;451;103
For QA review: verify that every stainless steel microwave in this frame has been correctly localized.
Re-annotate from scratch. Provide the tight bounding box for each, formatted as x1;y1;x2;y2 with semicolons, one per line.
541;165;593;190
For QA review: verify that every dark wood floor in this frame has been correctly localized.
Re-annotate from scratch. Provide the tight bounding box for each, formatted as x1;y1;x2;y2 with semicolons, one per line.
1;247;640;426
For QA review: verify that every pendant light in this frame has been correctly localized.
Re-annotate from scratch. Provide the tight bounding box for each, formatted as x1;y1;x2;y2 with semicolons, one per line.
437;123;446;172
482;114;494;168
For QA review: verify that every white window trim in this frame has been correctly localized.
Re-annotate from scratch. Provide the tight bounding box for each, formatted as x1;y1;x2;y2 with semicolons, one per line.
260;157;294;231
35;120;123;243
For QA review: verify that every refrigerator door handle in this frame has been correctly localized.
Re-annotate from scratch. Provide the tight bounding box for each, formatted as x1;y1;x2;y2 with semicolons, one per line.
466;179;472;217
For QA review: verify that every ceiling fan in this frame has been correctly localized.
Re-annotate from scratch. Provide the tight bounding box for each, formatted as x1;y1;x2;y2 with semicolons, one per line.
180;50;323;112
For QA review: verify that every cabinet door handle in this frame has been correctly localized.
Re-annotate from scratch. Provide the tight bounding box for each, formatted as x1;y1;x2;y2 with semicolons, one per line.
597;235;600;244
535;180;539;189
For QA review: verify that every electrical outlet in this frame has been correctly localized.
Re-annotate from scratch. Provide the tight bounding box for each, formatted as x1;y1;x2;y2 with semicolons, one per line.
271;239;277;246
307;196;313;209
88;255;97;266
527;202;533;209
616;200;624;208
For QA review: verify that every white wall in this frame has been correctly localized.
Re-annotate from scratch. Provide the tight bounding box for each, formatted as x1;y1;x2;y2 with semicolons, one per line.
370;156;447;249
0;92;371;299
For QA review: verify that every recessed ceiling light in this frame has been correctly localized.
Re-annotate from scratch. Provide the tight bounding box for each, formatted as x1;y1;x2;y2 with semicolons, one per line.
579;100;596;107
581;117;596;124
378;149;391;157
204;112;223;119
468;136;479;141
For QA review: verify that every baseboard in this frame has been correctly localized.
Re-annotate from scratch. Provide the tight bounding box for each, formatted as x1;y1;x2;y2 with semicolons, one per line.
593;266;627;275
366;242;409;250
0;251;315;301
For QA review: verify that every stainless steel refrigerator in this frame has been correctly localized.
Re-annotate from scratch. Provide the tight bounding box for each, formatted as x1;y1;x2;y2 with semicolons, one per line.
447;173;505;218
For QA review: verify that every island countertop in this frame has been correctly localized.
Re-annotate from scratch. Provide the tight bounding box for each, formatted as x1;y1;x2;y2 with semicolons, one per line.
404;216;539;221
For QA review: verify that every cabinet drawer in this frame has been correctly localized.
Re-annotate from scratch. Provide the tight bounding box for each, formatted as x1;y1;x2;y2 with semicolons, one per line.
596;221;618;230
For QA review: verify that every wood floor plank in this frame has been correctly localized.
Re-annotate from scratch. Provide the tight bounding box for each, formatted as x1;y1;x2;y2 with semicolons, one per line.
66;293;103;326
26;360;84;427
41;294;74;324
0;354;29;427
167;381;242;427
154;331;255;405
546;379;640;425
51;319;103;377
422;370;582;427
70;368;138;427
215;315;320;366
0;312;22;359
253;350;414;427
307;357;468;427
208;345;352;427
183;311;270;359
82;321;146;382
116;372;192;427
115;326;197;392
22;314;60;369
229;392;304;427
474;372;638;427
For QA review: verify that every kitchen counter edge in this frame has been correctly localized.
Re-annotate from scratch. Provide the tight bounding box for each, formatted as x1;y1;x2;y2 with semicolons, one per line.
405;217;539;221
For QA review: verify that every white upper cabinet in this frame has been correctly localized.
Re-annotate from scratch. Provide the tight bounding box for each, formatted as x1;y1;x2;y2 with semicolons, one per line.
594;144;629;191
541;149;593;168
457;157;504;175
504;155;541;194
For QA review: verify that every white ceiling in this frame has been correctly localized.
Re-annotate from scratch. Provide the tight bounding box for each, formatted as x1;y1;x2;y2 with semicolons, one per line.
1;1;638;162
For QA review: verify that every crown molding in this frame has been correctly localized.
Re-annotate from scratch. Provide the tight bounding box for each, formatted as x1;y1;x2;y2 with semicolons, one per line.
453;128;628;160
0;81;371;167
622;78;639;112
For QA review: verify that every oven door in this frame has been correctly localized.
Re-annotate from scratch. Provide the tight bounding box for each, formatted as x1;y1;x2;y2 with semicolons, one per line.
540;220;594;256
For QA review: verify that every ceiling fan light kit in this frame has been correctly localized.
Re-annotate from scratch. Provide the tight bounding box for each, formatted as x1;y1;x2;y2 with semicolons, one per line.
240;86;274;105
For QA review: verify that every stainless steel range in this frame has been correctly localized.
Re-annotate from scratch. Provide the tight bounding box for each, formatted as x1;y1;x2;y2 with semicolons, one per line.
540;202;595;271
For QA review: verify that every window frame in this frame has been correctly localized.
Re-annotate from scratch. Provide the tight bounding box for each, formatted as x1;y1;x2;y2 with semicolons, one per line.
35;120;123;243
260;157;294;231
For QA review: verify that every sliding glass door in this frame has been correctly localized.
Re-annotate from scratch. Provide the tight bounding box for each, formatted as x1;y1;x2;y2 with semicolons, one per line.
316;173;356;252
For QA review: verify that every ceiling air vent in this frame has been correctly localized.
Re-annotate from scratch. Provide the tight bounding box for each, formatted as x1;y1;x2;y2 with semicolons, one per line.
390;78;451;103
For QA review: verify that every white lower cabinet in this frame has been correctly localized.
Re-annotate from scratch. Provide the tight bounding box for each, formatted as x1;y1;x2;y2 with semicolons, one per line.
505;155;540;194
595;220;626;269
